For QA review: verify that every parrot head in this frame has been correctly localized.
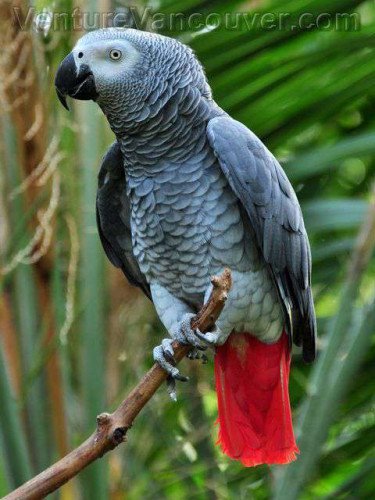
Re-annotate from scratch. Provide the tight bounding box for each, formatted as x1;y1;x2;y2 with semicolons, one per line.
55;28;209;122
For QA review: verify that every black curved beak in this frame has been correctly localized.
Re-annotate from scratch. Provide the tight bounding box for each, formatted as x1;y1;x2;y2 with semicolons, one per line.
55;53;98;111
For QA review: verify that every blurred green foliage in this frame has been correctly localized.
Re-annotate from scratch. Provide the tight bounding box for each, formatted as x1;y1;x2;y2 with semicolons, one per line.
0;0;374;499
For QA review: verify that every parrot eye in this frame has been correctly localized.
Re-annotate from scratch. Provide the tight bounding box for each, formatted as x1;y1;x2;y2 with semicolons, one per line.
109;49;122;61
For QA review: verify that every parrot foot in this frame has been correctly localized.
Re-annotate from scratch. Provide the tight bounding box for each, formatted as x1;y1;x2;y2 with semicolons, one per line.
153;312;213;401
173;313;228;348
171;313;208;350
153;340;189;381
153;339;189;402
153;314;224;401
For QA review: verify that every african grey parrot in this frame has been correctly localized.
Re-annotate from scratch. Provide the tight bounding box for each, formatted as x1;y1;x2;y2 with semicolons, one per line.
55;28;316;466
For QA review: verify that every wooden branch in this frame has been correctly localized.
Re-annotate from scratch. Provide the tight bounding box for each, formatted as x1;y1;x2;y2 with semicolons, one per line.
4;269;232;500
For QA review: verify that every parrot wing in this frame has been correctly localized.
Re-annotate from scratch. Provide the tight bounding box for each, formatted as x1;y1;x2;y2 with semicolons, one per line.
207;116;316;362
96;141;151;300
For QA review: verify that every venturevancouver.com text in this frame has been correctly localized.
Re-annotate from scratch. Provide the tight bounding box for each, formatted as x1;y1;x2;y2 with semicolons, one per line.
13;7;361;34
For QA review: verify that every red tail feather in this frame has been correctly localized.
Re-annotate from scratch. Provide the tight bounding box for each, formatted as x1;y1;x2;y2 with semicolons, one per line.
214;331;299;466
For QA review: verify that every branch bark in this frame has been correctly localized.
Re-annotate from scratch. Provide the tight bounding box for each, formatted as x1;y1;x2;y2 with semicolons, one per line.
4;269;232;500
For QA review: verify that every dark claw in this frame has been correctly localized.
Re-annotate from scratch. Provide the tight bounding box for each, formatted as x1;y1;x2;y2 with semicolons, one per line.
187;349;209;364
161;339;175;363
164;350;175;364
195;343;208;351
167;375;177;401
173;373;189;382
201;354;208;364
187;350;195;360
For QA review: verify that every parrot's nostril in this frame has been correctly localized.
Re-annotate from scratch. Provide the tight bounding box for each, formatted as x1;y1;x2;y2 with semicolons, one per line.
78;52;83;58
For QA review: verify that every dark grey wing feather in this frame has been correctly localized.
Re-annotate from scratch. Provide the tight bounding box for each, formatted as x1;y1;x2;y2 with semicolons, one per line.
96;142;151;300
207;116;316;362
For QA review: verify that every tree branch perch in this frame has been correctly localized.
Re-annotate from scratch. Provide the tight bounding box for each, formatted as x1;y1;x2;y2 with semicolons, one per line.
4;268;232;500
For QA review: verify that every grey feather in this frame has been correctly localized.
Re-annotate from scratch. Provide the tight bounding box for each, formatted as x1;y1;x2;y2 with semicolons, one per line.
96;142;151;299
207;116;316;362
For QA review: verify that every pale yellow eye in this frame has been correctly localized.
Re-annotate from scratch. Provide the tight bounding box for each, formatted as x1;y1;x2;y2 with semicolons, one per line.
109;49;122;61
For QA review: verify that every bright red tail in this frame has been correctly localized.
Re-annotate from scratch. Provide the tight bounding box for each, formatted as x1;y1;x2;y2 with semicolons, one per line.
214;331;299;466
